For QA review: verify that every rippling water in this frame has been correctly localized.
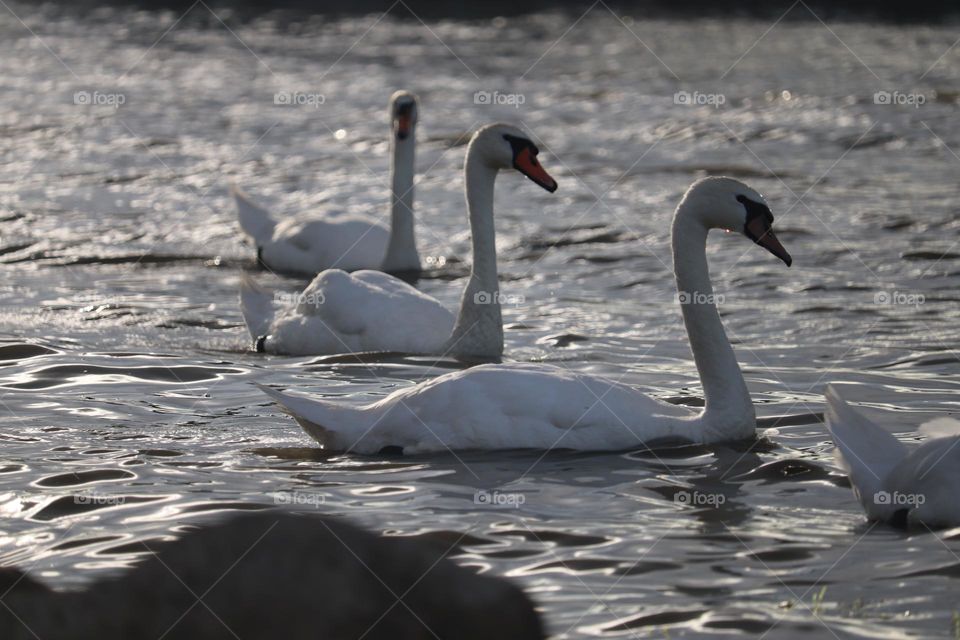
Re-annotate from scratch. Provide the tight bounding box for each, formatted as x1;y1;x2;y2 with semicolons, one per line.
1;4;959;638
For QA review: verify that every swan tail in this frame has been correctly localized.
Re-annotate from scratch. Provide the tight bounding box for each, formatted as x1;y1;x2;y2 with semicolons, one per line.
239;274;275;342
825;385;907;517
232;184;276;244
255;383;373;451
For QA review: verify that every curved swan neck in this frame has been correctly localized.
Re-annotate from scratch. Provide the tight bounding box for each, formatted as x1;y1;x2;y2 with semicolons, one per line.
672;204;754;434
381;133;420;272
444;151;503;359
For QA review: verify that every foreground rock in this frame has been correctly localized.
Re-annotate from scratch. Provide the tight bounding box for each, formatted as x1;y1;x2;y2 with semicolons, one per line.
1;513;544;639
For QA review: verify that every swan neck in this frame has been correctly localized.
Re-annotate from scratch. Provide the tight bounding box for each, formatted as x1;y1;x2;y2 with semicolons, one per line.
465;160;499;286
672;205;754;434
445;153;503;358
381;134;420;272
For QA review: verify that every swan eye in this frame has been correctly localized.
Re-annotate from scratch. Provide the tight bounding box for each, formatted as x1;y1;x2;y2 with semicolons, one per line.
502;133;534;154
737;194;773;222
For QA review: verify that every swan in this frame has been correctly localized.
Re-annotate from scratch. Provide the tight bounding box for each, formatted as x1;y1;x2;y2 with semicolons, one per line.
825;385;960;528
233;90;421;276
241;123;559;357
256;176;793;453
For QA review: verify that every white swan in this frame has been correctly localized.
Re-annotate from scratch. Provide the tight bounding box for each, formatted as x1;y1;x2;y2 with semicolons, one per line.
256;177;793;453
233;90;421;276
825;385;960;528
241;123;559;357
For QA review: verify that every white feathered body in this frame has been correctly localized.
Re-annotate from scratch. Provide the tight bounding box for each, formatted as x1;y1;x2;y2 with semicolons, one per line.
243;270;455;356
233;185;390;275
259;216;390;275
259;363;710;454
825;386;960;528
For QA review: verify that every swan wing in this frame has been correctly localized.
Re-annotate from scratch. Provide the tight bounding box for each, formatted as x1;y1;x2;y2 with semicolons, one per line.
824;385;907;520
239;274;275;340
232;185;276;245
888;435;960;527
263;270;454;356
255;383;378;451
266;217;389;274
289;363;693;454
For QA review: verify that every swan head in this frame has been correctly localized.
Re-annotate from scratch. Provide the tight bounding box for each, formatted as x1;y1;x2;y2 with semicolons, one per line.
681;176;792;267
468;123;558;193
390;91;418;141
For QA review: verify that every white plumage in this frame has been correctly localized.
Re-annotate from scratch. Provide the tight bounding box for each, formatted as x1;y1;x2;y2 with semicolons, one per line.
257;363;695;454
235;188;392;275
241;270;454;355
233;91;421;276
258;177;794;453
242;123;558;358
825;385;960;528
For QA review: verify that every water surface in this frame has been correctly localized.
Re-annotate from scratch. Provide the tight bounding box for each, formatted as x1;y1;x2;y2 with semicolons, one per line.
1;5;959;638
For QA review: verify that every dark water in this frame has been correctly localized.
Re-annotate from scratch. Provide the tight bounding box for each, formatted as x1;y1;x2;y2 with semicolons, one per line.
1;4;959;638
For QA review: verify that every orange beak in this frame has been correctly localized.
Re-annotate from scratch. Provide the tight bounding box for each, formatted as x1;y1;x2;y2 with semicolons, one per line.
746;215;792;266
396;113;412;140
513;147;558;193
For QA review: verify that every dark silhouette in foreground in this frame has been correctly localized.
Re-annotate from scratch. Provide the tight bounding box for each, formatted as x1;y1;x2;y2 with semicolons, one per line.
1;513;544;639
